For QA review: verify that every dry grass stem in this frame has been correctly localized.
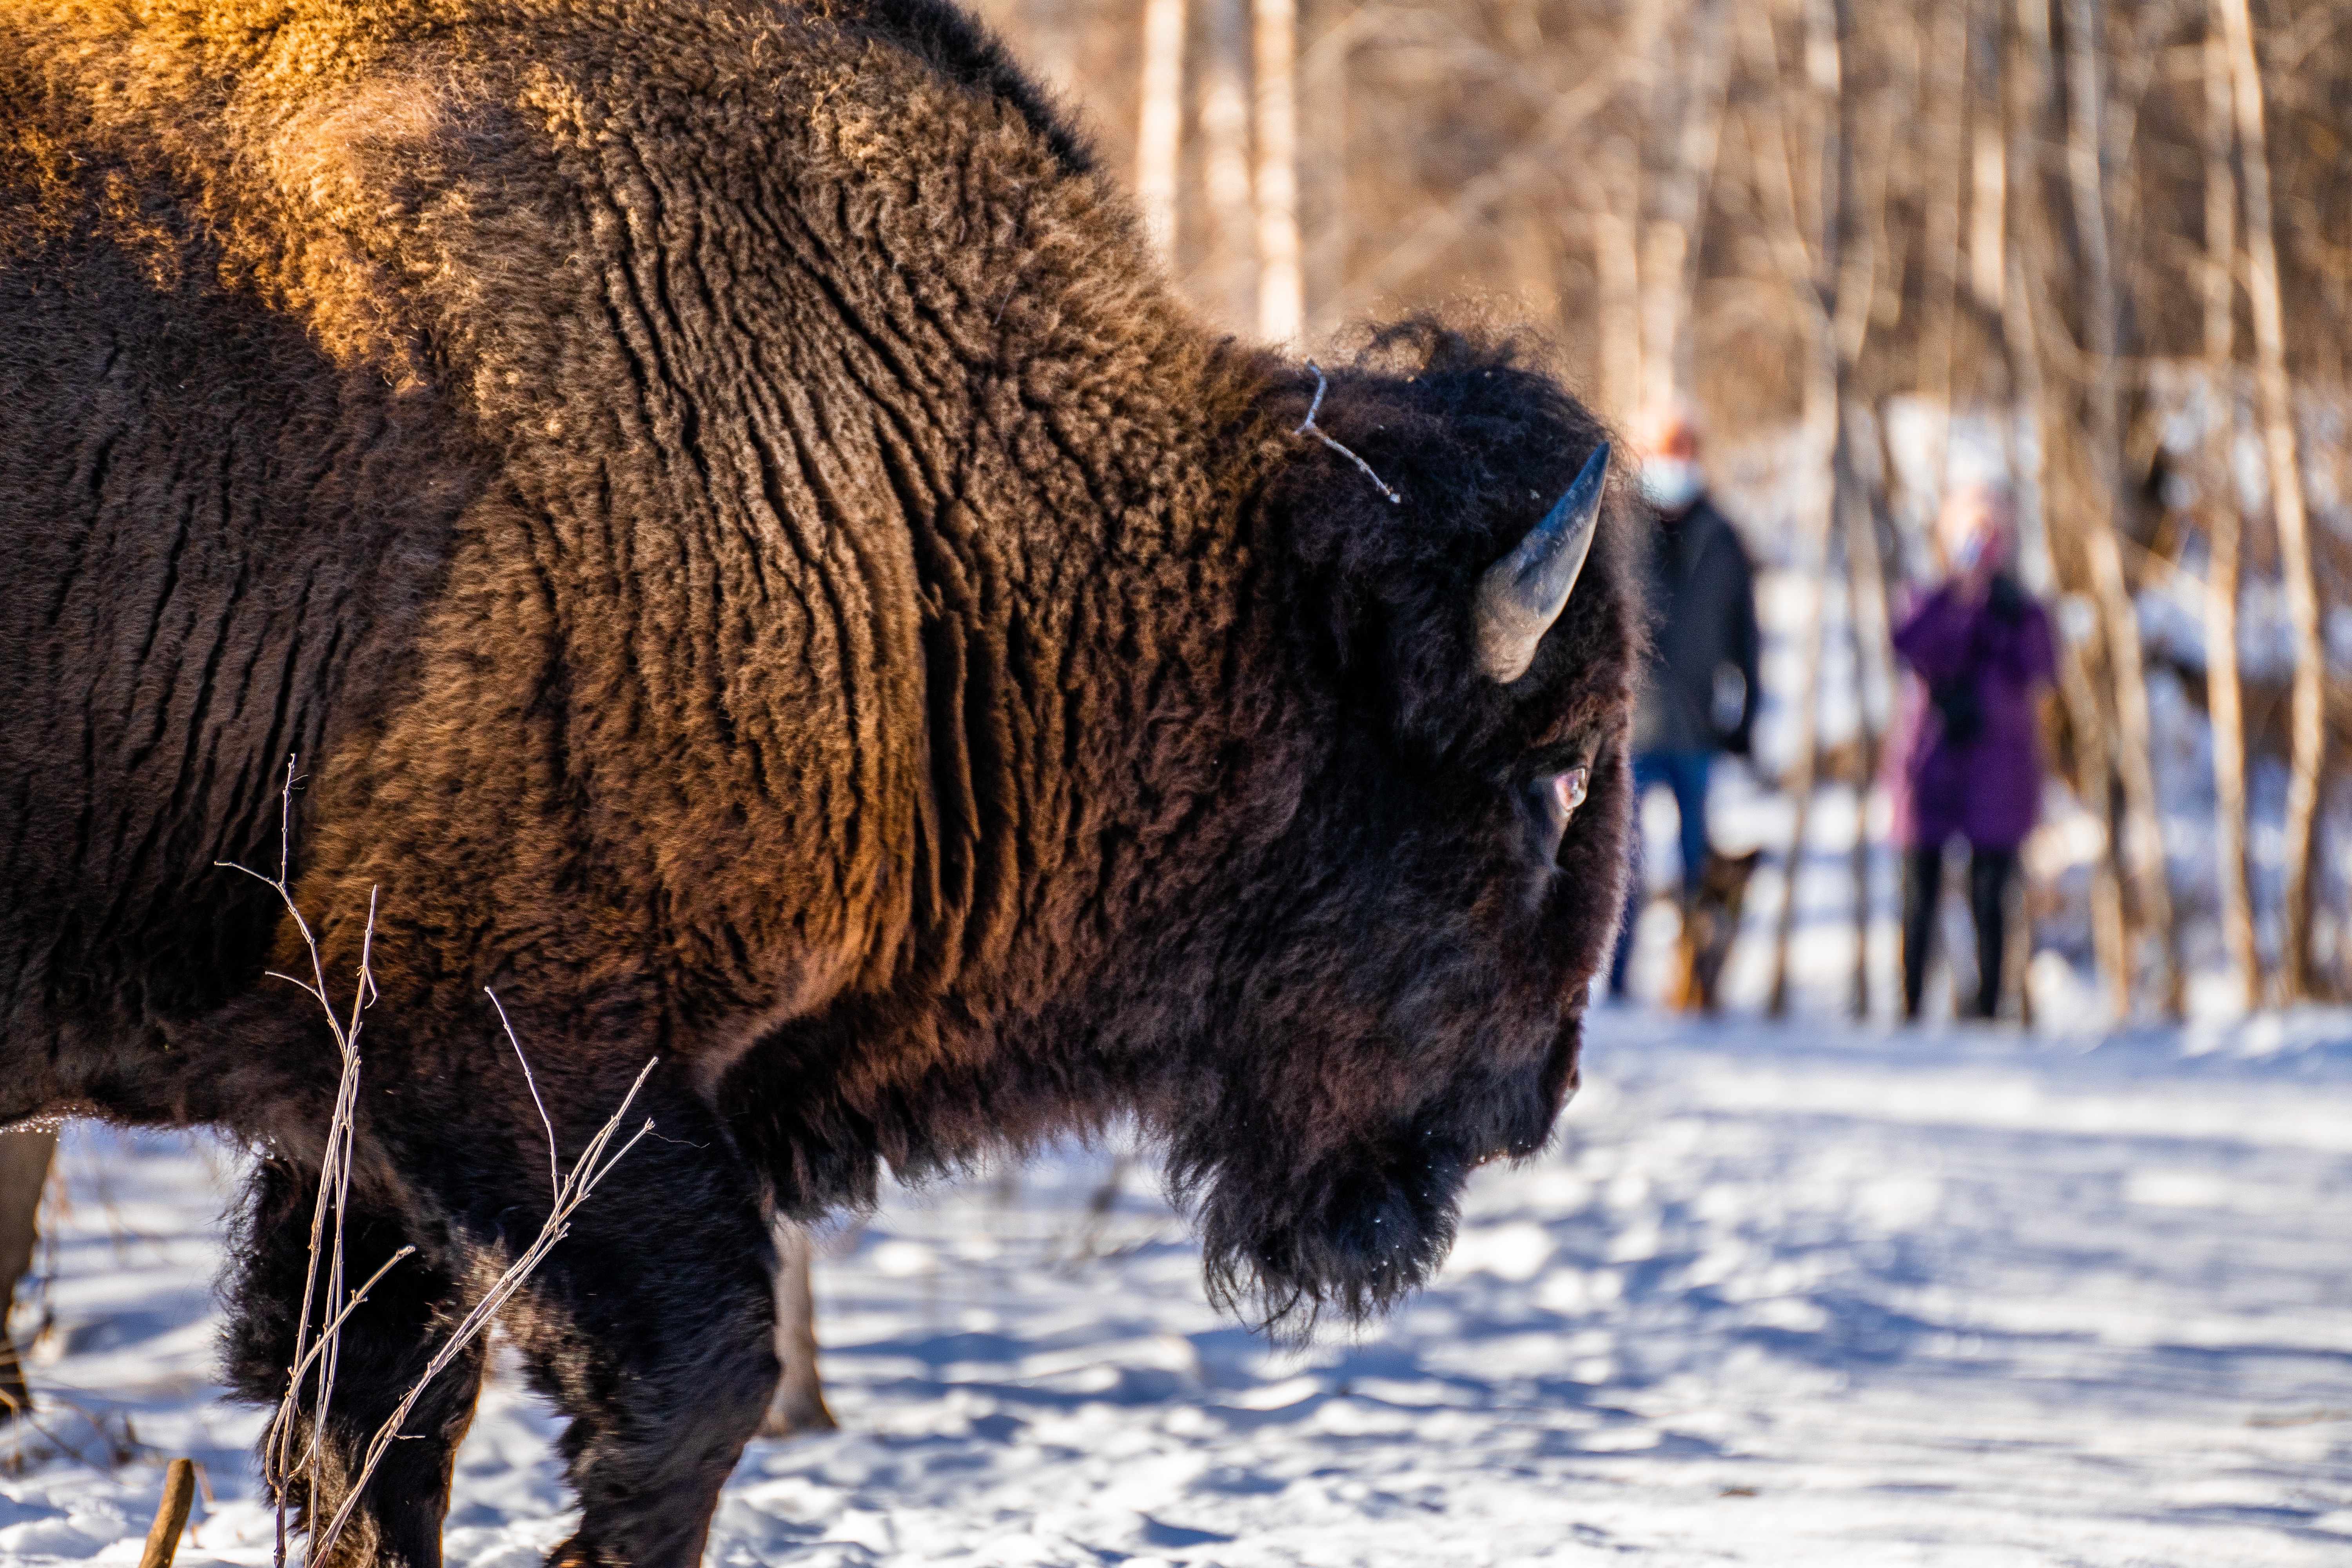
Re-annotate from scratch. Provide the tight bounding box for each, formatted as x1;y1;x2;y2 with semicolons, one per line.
486;991;561;1202
215;759;376;1560
218;757;657;1566
308;1053;657;1562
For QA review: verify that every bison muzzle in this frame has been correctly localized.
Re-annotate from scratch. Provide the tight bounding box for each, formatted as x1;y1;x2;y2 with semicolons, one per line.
0;1;1640;1563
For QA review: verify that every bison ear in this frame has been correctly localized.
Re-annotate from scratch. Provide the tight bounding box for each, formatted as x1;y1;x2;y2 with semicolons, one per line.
1472;442;1610;684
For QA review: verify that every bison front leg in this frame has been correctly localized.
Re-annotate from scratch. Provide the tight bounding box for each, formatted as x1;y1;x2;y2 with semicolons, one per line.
225;1158;489;1568
503;1094;780;1568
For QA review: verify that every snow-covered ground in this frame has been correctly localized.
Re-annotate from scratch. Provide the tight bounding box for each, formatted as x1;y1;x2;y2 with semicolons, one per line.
7;553;2341;1562
5;1006;2348;1567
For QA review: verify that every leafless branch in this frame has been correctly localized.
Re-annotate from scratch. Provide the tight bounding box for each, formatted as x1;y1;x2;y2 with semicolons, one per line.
220;757;657;1564
310;1055;658;1561
486;989;561;1204
216;758;376;1559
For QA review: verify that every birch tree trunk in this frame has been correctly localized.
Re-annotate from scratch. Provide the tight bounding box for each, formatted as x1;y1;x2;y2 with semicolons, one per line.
1251;0;1303;344
2007;0;2128;1012
1637;0;1734;407
1915;0;1971;493
2201;8;2261;1009
1839;75;1900;1021
2216;0;2326;998
1594;139;1643;425
1817;76;1900;1022
1298;0;1349;327
1968;5;2008;314
1135;0;1189;264
1842;428;1893;1018
1200;0;1257;328
1740;0;1861;1020
1769;427;1836;1022
2060;0;2180;1018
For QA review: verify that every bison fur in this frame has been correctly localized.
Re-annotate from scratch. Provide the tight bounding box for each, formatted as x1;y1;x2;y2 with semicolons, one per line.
0;2;1641;1564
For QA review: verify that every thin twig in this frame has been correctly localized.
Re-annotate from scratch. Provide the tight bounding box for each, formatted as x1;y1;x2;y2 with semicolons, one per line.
0;1386;152;1474
216;757;380;1563
486;990;560;1204
277;1247;417;1398
310;1055;659;1561
220;759;660;1565
1295;363;1401;503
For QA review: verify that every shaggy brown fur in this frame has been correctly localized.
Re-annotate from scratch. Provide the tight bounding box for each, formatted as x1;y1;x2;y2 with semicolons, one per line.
0;2;1640;1563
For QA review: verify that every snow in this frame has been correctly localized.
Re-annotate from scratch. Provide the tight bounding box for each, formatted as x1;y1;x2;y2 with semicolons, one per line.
7;1009;2350;1567
12;452;2345;1563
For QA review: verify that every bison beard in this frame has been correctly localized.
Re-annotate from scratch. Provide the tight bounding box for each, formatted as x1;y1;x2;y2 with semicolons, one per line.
0;2;1640;1564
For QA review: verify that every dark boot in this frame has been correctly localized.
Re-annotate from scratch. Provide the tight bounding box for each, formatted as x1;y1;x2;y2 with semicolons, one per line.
1900;848;1944;1022
1968;849;2018;1020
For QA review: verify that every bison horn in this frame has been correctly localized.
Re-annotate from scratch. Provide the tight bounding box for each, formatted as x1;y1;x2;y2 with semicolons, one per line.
1473;442;1610;684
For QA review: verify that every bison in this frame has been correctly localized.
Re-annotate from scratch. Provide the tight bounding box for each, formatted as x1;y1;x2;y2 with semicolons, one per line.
0;1;1640;1563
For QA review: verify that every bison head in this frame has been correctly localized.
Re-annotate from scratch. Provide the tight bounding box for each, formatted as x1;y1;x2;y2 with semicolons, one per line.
1133;326;1639;1330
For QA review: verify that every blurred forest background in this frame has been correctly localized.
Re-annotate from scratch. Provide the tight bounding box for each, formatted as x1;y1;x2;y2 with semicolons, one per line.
967;0;2352;1024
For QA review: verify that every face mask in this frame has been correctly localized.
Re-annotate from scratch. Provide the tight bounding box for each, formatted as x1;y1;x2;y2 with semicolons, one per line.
1640;456;1704;512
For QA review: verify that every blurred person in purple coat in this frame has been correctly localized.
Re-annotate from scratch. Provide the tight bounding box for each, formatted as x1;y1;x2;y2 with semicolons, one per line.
1891;483;2055;1021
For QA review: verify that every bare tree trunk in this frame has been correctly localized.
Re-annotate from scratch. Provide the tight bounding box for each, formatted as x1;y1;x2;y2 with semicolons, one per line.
1501;201;1560;323
1837;78;1900;1022
1297;0;1349;327
2005;0;2127;1013
0;1127;56;1425
2002;0;2055;600
1637;0;1733;407
1916;0;1971;492
1968;2;2009;314
2073;643;2131;1018
1842;422;1894;1019
1738;95;1840;1017
1251;0;1302;344
2216;0;2325;999
2202;7;2261;1010
1842;505;1875;1019
1200;0;1256;328
1741;0;1862;1020
1135;0;1189;264
2060;0;2180;1018
1594;139;1642;425
1769;481;1833;1021
1072;1155;1132;1259
760;1220;837;1438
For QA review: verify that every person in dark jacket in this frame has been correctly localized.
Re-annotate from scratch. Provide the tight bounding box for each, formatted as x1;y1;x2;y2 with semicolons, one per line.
1889;483;2056;1021
1609;399;1762;998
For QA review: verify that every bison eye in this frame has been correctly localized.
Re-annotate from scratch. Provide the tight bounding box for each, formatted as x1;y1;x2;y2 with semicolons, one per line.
1523;766;1589;865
